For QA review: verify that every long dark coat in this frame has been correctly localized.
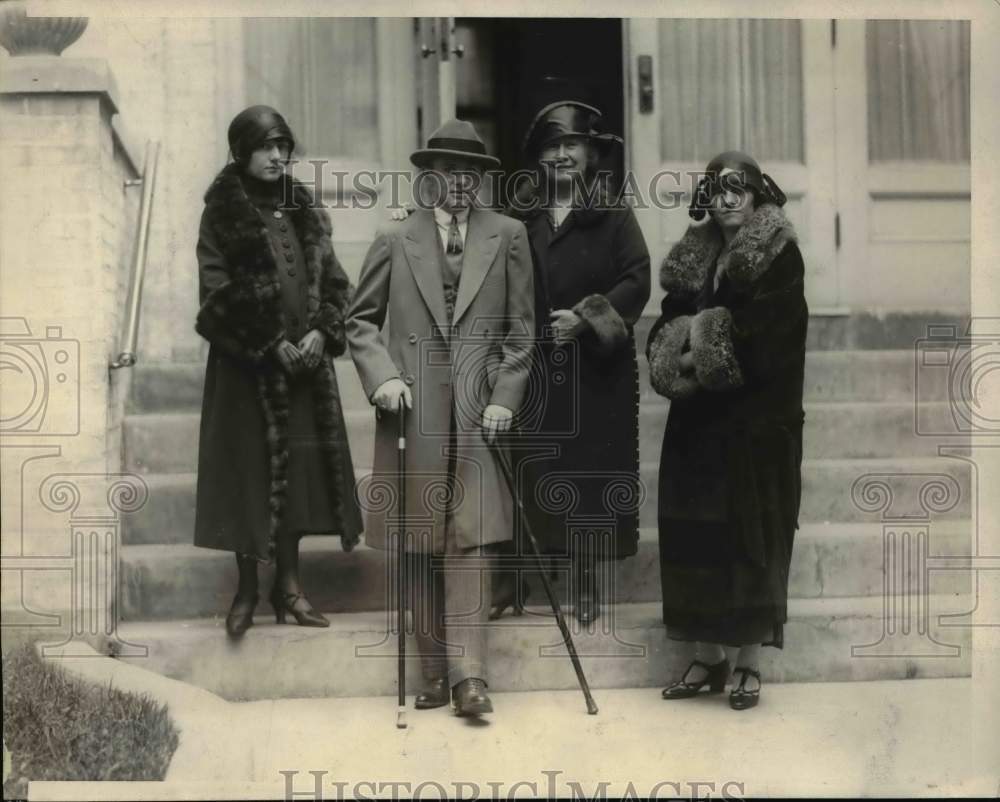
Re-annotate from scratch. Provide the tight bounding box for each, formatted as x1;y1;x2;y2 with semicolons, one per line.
514;203;651;560
647;203;808;647
346;208;535;553
193;164;362;561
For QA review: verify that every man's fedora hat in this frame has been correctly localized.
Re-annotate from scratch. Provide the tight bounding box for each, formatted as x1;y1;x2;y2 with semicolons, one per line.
410;119;501;169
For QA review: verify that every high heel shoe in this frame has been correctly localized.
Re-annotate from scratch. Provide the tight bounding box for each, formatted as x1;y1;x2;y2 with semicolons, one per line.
489;573;530;620
729;666;761;710
661;658;730;700
269;587;330;628
225;593;258;638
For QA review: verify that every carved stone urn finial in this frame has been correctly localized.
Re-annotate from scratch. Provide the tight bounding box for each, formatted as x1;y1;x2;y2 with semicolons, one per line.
0;1;88;56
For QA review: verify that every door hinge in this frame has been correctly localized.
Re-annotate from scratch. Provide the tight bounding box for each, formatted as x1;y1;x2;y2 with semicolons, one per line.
831;19;837;48
835;212;841;250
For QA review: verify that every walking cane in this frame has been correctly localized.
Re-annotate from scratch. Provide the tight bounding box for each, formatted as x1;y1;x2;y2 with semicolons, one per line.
488;438;599;715
396;396;408;729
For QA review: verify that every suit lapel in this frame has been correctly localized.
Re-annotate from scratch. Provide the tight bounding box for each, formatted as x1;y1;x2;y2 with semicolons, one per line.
453;209;501;324
401;210;447;330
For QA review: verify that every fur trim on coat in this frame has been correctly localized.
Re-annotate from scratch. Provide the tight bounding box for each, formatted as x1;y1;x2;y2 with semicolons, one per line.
647;315;699;399
659;203;797;297
572;293;628;356
649;203;797;396
689;307;744;391
195;163;357;559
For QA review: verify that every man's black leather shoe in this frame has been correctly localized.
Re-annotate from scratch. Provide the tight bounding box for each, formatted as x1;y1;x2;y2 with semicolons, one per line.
452;678;493;716
414;677;450;709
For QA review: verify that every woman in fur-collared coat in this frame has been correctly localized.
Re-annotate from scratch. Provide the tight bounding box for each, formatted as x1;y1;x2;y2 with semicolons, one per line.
647;151;807;710
194;105;362;638
492;94;650;625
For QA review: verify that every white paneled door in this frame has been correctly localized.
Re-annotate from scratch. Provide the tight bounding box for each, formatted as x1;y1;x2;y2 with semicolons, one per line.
626;19;841;312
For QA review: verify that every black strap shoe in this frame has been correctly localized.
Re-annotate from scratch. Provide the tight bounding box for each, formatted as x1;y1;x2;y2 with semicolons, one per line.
415;678;450;709
729;667;761;710
661;658;730;700
452;678;493;716
269;587;330;628
225;593;258;639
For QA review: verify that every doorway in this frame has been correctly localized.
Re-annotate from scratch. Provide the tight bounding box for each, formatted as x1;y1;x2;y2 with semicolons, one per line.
451;18;625;190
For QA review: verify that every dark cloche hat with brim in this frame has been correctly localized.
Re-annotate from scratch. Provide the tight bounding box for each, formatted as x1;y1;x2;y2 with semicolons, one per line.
688;149;788;221
521;77;623;157
228;104;296;162
410;119;501;169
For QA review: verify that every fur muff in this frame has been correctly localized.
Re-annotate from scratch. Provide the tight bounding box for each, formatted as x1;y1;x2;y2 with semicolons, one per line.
647;315;699;399
195;164;357;559
690;307;744;391
572;293;628;356
660;203;797;297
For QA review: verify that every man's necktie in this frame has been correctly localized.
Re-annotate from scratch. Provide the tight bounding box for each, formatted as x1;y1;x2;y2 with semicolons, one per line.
447;215;463;255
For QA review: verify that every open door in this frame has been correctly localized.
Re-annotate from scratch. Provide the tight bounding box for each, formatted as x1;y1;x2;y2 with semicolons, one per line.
625;19;841;313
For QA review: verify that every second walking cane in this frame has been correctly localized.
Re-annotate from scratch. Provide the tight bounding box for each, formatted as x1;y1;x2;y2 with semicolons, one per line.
489;439;599;715
396;398;407;729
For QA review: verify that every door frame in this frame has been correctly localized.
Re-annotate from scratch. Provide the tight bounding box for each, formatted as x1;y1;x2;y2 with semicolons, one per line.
624;19;844;315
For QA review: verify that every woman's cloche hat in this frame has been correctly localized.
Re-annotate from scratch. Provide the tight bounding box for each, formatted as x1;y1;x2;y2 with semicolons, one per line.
227;105;296;163
688;150;788;221
410;119;501;170
522;101;623;158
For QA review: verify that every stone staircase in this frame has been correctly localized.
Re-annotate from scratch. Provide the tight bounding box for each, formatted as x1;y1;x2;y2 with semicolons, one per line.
109;316;975;700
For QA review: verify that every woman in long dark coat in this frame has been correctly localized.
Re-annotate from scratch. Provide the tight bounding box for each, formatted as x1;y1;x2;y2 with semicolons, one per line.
492;97;651;624
647;150;807;709
194;105;362;638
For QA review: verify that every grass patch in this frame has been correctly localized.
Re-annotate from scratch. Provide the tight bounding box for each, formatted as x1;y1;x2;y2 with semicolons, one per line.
2;641;180;798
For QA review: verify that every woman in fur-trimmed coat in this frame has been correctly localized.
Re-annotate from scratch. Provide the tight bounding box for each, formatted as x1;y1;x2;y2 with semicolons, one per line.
193;105;362;638
647;151;807;710
492;95;650;625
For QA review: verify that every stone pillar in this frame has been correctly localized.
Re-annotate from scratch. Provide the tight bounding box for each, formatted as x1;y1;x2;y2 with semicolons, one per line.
0;54;143;649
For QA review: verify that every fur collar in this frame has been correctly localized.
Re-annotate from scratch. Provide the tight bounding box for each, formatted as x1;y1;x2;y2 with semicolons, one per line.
196;164;359;558
202;163;332;284
659;203;796;297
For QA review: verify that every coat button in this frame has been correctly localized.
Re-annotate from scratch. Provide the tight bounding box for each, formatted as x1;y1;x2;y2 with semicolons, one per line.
279;223;288;232
287;269;296;277
285;252;294;262
282;238;291;247
408;333;418;344
404;374;415;386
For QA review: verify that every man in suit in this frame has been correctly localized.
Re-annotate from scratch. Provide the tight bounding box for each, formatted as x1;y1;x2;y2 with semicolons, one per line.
347;120;535;716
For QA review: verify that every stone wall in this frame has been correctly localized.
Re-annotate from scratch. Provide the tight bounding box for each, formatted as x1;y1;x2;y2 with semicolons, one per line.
0;55;142;643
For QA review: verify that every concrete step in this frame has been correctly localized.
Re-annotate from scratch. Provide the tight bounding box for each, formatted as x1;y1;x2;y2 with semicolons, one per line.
122;456;973;545
122;400;959;475
118;522;973;622
169;311;971;364
128;350;948;414
106;594;973;701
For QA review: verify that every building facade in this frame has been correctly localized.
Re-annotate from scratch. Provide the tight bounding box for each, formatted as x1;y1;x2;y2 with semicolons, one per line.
60;15;972;360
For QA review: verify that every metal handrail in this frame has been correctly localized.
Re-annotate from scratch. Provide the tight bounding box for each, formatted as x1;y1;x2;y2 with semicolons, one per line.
110;140;160;370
